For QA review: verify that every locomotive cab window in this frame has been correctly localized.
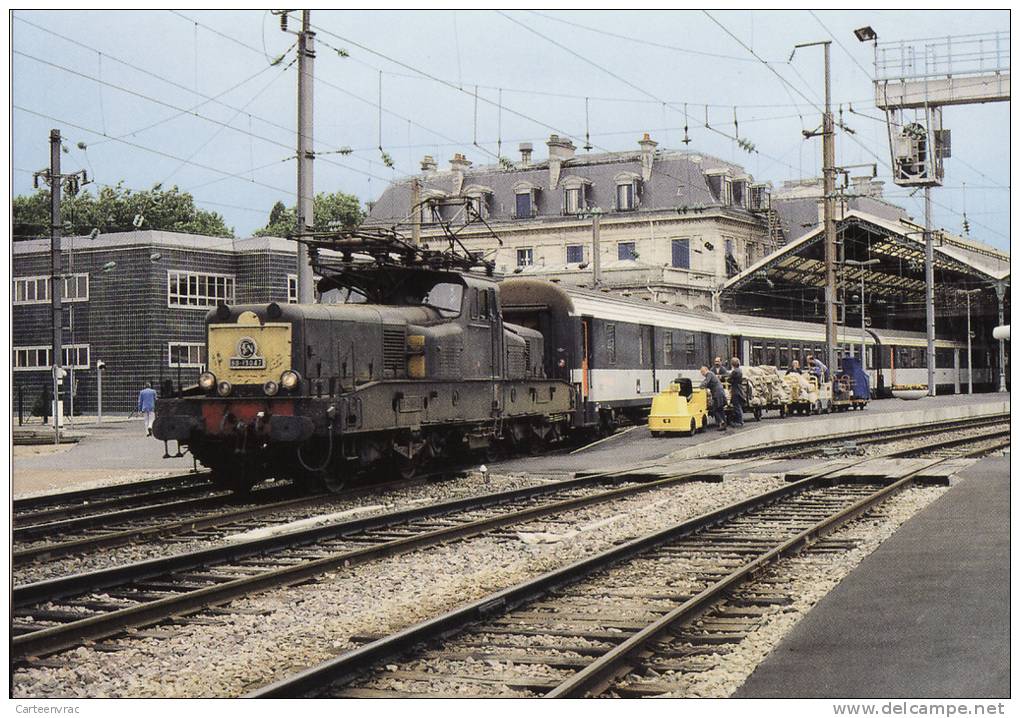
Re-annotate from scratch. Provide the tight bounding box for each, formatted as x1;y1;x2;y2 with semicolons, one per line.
422;282;464;318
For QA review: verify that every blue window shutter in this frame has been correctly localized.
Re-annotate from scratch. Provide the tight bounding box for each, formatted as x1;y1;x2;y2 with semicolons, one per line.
672;238;690;269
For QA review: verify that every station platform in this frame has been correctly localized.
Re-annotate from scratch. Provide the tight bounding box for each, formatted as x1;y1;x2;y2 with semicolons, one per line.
669;392;1009;461
735;454;1010;698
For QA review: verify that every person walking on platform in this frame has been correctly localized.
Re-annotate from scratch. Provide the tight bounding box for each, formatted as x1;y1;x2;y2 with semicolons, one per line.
138;382;157;436
699;366;727;431
729;357;745;427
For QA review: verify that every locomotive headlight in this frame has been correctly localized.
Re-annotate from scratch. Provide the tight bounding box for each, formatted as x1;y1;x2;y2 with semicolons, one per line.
280;370;300;390
263;380;280;396
216;380;233;397
199;372;216;391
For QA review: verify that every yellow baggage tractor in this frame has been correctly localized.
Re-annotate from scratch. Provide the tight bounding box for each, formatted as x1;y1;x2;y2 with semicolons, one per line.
649;378;709;437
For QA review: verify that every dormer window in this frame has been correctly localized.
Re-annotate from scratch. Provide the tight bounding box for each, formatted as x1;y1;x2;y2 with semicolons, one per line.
613;171;640;212
462;185;493;221
617;183;635;211
565;187;583;214
513;181;539;219
705;171;726;202
515;192;532;218
561;176;591;215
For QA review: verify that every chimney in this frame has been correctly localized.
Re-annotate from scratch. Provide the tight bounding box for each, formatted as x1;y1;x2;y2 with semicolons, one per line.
546;134;575;189
449;153;471;195
638;133;658;181
518;142;533;167
420;155;437;173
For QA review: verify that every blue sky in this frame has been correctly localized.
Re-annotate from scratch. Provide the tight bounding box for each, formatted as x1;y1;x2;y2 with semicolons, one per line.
11;9;1010;248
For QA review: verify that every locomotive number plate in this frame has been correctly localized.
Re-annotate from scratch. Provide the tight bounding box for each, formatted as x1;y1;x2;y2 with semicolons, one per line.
229;357;266;369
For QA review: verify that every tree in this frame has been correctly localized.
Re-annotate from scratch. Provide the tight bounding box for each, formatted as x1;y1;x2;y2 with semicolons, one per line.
12;183;234;239
254;191;365;237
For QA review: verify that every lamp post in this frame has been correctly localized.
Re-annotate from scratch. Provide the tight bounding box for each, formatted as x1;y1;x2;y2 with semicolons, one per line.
96;359;105;423
845;258;880;369
961;288;981;395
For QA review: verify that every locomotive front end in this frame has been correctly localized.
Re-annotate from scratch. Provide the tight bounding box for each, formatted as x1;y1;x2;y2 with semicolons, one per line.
154;305;319;489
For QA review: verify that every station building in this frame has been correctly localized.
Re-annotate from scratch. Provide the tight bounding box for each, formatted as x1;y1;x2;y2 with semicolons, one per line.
366;134;779;310
12;231;299;415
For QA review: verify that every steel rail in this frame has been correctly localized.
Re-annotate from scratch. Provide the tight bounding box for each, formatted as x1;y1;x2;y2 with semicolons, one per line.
13;492;237;542
247;437;1005;698
11;459;752;659
547;439;1009;697
716;413;1009;459
245;470;842;697
14;480;220;526
12;472;212;513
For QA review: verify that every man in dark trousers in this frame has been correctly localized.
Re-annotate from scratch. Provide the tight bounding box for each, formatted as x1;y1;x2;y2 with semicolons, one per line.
728;357;745;427
699;365;727;431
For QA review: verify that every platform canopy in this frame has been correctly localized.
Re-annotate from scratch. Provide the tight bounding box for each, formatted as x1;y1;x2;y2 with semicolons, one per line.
721;208;1009;337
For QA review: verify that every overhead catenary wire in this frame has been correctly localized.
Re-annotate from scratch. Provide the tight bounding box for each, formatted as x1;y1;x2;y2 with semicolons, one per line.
13;50;393;185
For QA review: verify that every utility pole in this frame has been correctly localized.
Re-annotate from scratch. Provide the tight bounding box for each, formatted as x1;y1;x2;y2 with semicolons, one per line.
591;211;602;288
295;9;315;302
410;177;422;246
923;188;936;395
49;129;63;445
793;40;837;377
995;280;1008;392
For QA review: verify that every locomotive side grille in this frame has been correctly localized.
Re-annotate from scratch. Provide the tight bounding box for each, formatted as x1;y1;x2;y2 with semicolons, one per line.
382;327;406;377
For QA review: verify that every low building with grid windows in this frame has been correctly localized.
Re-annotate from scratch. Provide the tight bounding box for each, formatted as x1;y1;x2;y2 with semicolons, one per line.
12;230;299;415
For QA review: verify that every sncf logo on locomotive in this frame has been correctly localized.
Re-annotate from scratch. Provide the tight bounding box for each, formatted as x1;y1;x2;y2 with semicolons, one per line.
231;337;265;369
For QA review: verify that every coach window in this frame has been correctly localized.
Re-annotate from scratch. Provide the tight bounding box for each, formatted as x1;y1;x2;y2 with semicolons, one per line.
779;345;790;369
765;343;777;366
606;324;617;364
684;333;697;368
663;331;673;366
751;343;764;366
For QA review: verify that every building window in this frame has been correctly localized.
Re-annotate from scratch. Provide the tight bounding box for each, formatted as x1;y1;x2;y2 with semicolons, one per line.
13;276;49;305
13;274;88;305
515;192;533;219
616;182;635;211
168;270;235;309
566;245;584;264
606;323;616;364
168;342;206;368
671;238;690;269
13;344;90;371
287;273;322;303
516;248;534;267
564;187;583;215
618;242;637;261
745;242;754;267
63;273;89;302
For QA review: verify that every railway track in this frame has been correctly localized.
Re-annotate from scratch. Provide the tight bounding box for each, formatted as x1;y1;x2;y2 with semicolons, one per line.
718;413;1009;459
247;436;1007;698
11;469;472;568
11;459;751;661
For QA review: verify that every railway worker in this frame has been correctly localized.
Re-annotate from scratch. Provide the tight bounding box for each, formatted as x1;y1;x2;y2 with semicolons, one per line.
787;359;802;375
699;366;728;431
806;355;829;382
137;382;157;437
728;358;745;427
712;356;729;379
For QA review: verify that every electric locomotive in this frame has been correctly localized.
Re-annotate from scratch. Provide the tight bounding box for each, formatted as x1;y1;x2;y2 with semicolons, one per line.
154;234;575;492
